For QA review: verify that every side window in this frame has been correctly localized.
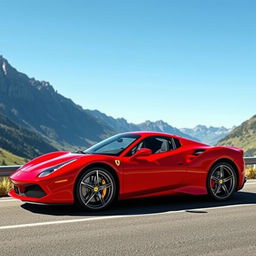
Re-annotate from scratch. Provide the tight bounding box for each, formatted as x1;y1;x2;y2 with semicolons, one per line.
173;137;181;149
127;136;181;156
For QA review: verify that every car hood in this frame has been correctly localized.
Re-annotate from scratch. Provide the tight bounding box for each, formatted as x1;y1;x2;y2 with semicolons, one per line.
12;151;89;177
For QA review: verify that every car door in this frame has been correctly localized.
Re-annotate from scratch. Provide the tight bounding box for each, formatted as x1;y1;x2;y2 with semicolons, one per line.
121;136;187;197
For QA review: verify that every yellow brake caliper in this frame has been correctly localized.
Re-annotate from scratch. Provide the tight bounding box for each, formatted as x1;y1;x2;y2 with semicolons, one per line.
101;179;107;198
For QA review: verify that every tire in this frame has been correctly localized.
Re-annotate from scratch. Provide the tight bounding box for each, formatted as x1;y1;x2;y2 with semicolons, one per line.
75;167;117;211
207;162;237;201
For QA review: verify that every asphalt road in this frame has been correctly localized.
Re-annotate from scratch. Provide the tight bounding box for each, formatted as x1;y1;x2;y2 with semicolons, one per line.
1;181;256;256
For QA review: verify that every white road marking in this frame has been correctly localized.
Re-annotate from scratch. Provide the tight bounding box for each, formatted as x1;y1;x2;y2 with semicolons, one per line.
245;180;256;185
0;198;19;203
0;179;255;229
0;203;255;230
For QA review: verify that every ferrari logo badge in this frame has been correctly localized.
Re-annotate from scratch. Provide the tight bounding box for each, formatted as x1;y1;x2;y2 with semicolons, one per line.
115;160;121;166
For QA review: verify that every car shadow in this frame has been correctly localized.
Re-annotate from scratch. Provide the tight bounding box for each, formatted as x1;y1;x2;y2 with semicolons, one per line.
21;191;256;217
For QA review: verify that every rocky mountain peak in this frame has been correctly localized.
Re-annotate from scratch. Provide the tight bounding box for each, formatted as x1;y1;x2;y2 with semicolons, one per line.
181;125;231;145
0;56;114;147
0;55;8;76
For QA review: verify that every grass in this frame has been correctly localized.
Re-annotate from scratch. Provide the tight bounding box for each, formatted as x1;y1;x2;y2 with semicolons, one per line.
0;177;13;197
0;148;26;166
0;148;24;197
245;166;256;179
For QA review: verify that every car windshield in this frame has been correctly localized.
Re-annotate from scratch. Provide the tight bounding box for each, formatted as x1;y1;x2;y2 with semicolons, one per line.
84;134;140;156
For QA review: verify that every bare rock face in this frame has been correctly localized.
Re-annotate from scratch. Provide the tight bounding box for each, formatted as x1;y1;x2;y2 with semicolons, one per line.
0;56;113;147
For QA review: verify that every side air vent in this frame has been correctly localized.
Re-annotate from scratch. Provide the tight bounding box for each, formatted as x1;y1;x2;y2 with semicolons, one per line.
193;149;206;156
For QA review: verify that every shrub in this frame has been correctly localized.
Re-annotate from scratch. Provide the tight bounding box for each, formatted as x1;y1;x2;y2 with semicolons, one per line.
0;177;13;197
245;166;256;179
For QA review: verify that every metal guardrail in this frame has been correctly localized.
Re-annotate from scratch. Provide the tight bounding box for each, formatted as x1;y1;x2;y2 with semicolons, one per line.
244;157;256;166
0;165;20;177
0;157;255;177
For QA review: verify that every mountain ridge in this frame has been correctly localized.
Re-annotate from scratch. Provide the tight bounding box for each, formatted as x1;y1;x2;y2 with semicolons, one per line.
0;55;232;161
181;125;232;145
86;109;198;141
0;56;114;148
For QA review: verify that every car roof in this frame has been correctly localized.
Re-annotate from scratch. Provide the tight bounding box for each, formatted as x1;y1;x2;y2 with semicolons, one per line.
121;131;209;147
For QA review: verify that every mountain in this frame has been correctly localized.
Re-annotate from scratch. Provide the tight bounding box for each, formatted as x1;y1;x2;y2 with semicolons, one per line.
137;120;197;140
181;125;232;145
0;55;222;157
0;56;113;148
0;113;57;159
218;115;256;156
0;55;195;156
87;110;196;140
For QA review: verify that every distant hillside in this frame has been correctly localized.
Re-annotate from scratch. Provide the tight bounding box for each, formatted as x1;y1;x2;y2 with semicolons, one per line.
218;115;256;156
0;148;26;165
87;110;139;132
0;56;113;148
181;125;232;145
0;113;57;159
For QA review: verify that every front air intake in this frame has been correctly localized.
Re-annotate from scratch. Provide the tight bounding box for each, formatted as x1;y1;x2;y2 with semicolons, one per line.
24;185;46;198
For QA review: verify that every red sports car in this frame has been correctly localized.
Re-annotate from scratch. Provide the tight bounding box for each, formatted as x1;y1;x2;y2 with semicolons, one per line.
9;132;246;211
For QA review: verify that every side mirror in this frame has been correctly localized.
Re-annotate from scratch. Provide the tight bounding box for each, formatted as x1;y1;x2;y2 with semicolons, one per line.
131;148;152;159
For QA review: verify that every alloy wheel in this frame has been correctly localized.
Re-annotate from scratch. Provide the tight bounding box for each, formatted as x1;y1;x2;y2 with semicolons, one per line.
78;169;115;210
209;164;236;200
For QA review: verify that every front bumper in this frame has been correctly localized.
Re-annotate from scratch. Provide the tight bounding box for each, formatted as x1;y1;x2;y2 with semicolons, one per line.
9;175;75;204
13;183;46;198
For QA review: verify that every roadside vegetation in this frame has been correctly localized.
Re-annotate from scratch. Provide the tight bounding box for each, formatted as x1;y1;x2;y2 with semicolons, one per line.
0;148;23;197
0;148;26;166
246;166;256;179
0;177;13;197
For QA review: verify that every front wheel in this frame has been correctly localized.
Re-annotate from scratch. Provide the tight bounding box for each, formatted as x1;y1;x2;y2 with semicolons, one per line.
75;168;116;211
207;162;237;201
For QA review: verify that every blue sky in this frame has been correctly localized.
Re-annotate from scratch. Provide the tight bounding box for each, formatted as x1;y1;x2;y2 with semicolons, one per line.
0;0;255;128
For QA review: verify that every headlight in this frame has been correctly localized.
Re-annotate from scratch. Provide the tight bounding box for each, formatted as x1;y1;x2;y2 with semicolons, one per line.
38;159;77;177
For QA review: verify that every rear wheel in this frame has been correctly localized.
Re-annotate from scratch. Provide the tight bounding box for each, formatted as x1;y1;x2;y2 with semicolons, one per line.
75;167;116;211
207;162;237;201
